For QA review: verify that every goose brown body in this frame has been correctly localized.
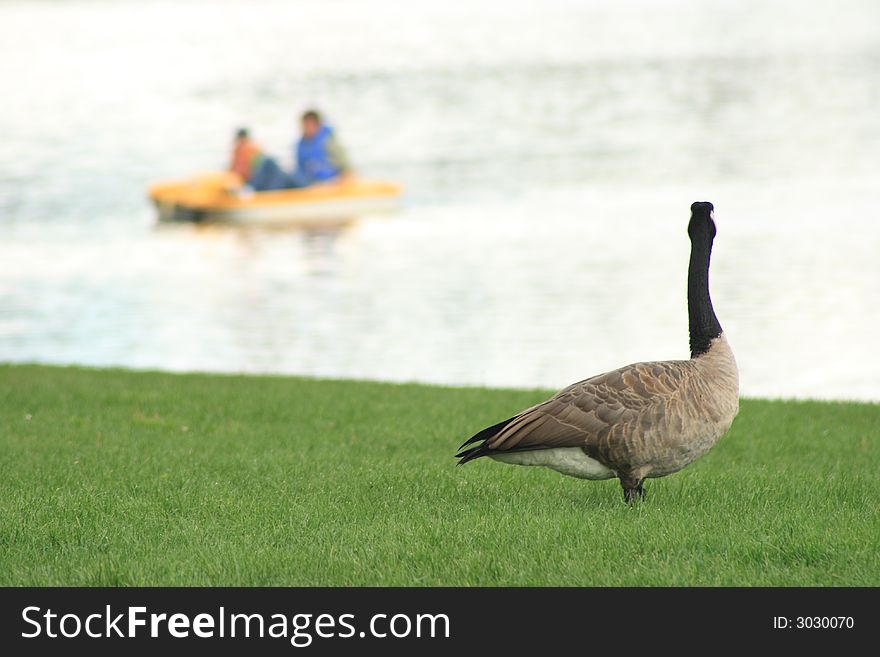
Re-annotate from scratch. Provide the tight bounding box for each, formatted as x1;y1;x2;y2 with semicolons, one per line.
470;335;737;480
456;201;739;501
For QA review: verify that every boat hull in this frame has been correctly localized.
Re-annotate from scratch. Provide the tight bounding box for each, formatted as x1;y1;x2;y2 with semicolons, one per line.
149;172;402;226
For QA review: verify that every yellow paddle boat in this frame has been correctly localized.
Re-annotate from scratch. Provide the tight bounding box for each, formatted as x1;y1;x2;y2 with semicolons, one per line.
148;171;402;225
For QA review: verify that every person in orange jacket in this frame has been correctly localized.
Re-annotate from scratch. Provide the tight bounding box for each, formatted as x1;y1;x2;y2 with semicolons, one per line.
229;128;261;181
229;128;291;191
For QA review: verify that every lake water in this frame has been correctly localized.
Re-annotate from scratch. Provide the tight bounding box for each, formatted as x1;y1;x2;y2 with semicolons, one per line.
1;0;879;401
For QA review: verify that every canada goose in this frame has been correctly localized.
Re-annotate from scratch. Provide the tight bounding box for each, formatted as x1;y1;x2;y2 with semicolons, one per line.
456;202;739;502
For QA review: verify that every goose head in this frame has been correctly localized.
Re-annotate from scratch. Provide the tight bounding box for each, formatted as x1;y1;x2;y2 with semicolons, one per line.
688;201;717;243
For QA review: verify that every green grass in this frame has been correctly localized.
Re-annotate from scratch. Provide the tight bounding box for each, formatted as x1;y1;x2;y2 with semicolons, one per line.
1;364;878;586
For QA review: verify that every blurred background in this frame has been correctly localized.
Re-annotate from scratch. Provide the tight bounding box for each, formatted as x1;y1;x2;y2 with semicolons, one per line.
0;0;878;400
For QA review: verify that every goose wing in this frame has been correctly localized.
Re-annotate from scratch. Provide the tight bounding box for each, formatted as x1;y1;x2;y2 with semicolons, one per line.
457;360;690;464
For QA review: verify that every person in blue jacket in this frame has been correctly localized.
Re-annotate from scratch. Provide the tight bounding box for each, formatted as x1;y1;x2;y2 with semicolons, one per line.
290;110;352;187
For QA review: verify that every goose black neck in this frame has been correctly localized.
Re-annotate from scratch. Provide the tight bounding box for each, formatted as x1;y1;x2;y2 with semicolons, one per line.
687;211;722;358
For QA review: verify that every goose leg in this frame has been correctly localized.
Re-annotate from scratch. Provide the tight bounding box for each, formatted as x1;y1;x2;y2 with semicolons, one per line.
620;474;646;504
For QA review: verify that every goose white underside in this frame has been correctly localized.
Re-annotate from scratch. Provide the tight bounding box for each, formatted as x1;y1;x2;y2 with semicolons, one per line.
490;448;616;480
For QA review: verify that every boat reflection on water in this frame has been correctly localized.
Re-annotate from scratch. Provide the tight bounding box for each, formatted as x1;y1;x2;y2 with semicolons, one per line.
154;215;362;237
151;209;364;282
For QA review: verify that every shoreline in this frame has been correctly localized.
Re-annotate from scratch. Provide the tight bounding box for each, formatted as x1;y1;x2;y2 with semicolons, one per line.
2;362;877;406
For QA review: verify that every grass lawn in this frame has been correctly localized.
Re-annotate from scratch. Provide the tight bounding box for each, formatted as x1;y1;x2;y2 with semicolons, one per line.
1;364;877;586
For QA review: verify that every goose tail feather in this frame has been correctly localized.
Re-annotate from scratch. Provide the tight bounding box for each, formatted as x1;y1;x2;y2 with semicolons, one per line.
455;415;518;465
